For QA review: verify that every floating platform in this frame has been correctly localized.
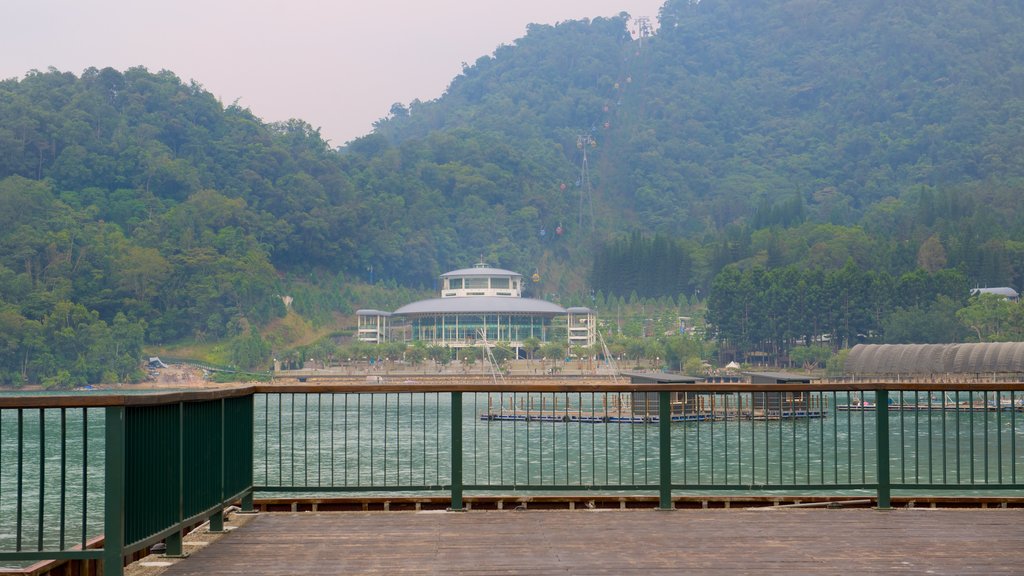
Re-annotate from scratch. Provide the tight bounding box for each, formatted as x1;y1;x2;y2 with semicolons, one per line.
480;409;828;424
838;402;1024;412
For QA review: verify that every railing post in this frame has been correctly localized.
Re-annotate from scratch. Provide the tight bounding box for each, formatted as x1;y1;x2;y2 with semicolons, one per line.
209;399;226;533
103;406;125;576
450;392;464;511
240;491;255;513
658;391;673;510
875;389;891;510
165;402;185;558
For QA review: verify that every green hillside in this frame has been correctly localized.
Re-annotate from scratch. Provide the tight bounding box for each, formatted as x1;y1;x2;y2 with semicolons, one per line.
2;0;1024;384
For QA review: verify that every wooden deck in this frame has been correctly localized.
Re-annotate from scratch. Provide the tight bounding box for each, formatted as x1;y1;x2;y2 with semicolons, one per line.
156;508;1024;575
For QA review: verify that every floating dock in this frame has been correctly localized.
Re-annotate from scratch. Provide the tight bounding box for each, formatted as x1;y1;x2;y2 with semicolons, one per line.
479;393;828;423
837;401;1024;412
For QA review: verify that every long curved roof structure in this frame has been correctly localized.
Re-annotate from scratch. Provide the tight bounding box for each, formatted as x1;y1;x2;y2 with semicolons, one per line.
393;296;566;316
845;343;1024;375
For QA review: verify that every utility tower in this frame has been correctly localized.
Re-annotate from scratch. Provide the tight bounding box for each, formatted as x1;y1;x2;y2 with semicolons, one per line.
635;16;653;48
576;135;596;232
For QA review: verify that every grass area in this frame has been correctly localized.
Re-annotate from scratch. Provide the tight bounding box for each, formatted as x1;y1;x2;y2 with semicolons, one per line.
145;310;353;366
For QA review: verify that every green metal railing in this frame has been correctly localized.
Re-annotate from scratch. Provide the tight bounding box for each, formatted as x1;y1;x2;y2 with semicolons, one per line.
0;390;254;575
254;382;1024;511
2;381;1021;575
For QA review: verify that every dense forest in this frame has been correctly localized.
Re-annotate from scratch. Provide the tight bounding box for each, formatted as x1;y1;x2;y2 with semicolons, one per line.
2;0;1024;384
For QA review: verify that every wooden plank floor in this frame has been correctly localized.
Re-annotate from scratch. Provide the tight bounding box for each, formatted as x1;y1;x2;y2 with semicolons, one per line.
158;508;1024;575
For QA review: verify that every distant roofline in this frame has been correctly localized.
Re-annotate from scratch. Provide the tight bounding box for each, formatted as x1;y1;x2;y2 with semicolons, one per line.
393;296;566;316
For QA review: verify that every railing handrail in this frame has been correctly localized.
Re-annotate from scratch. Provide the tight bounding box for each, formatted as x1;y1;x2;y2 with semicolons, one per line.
0;386;253;409
254;381;1024;394
2;380;1022;408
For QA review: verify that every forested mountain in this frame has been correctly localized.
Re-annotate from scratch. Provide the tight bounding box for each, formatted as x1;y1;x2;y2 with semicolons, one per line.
2;0;1024;384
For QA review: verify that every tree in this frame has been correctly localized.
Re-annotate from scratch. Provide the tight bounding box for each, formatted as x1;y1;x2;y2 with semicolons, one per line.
956;294;1015;341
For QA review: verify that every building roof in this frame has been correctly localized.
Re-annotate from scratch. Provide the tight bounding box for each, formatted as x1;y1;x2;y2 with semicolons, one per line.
971;287;1019;299
356;309;392;317
566;307;593;313
621;371;703;384
745;371;814;383
441;267;522;278
845;342;1024;375
392;296;566;316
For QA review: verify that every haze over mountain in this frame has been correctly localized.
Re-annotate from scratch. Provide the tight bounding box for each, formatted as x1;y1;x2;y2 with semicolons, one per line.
1;0;1023;384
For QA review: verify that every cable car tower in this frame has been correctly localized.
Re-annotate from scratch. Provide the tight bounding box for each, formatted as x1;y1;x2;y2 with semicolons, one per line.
634;16;653;48
576;134;596;232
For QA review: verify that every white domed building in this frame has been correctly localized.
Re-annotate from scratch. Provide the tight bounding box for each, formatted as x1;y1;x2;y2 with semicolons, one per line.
356;263;595;356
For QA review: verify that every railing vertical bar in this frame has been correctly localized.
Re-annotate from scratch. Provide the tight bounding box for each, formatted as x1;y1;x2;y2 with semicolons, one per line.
712;391;720;481
268;391;272;481
724;394;730;484
1011;391;1016;484
778;400;783;485
493;391;497;481
792;395;797;485
422;393;426;485
763;393;769;484
536;391;544;481
409;394;414;487
876;390;890;509
513;393;518;486
565;394;570;485
475;387;479;481
804;395;810;483
317;394;322;486
832;391;838;484
914;391;920;484
642;393;648;486
818;392;824;484
996;391;1002;484
578;393;583;485
860;391;866;485
397;393;402;485
737;393;743;485
590;392;596;486
435;392;440;485
899;391;905;483
16;408;24;552
552;393;557;486
927;393;934;484
955;391;961;484
942;392;947;485
383;393;388;486
658;390;672;509
370;394;375;485
344;394;350;486
450;392;463;511
60;408;66;551
598;391;606;481
356;394;362;487
969;391;975;484
475;392;481;485
983;391;989;484
81;408;88;549
683;397;689;485
696;396;702;484
288;394;294;486
710;396;716;485
847;391;853;484
617;394;622;484
330;394;336;487
37;409;45;551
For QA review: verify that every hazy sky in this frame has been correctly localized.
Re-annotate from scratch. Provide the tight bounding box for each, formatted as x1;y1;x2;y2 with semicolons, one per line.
3;0;664;145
